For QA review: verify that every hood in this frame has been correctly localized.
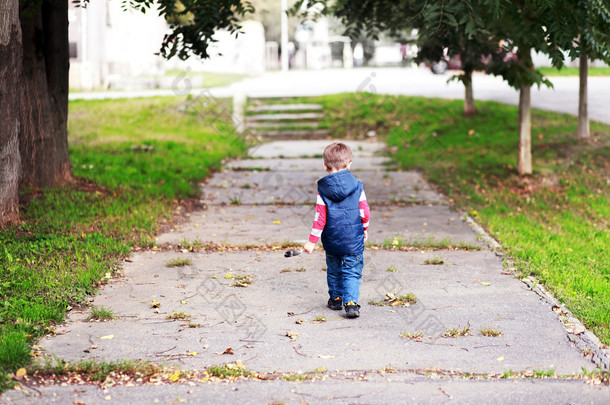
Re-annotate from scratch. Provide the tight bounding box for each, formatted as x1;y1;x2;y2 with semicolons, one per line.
317;170;360;202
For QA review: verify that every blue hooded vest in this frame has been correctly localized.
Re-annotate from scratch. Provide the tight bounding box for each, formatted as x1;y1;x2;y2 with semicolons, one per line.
317;170;364;256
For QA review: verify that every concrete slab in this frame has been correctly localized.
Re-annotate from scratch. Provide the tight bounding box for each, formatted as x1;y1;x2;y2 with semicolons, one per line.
225;157;393;172
203;171;445;205
5;376;609;405
247;103;323;112
246;112;324;121
40;250;592;375
156;205;486;248
249;140;385;158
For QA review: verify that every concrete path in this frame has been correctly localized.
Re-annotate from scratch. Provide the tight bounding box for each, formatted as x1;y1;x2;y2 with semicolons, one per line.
5;126;609;403
69;67;610;125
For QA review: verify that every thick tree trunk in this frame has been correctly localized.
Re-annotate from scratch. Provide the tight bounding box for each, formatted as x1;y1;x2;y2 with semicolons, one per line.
577;52;590;141
0;0;22;226
518;84;532;175
19;0;73;188
463;70;475;116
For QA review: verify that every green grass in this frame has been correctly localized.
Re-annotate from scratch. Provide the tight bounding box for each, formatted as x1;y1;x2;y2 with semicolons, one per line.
306;93;609;346
165;258;193;268
31;358;161;382
444;323;472;337
0;96;245;387
162;70;247;88
86;306;115;322
537;66;610;77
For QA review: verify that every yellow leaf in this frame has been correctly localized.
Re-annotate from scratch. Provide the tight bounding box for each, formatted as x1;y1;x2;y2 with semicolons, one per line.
497;355;504;362
15;368;27;379
273;220;281;224
100;334;114;340
169;370;180;382
181;300;187;305
187;352;198;356
224;273;234;279
318;355;335;359
480;282;491;286
151;299;161;308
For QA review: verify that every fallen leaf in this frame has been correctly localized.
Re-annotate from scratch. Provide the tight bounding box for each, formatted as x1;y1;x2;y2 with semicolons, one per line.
318;355;335;359
287;312;295;316
224;273;234;279
187;352;198;356
480;282;491;286
169;370;180;382
468;129;475;136
180;300;187;305
273;220;281;224
497;355;504;362
15;368;26;380
215;347;234;355
285;332;299;341
90;345;98;349
100;334;114;340
151;300;160;308
295;318;304;325
202;344;210;349
73;401;86;405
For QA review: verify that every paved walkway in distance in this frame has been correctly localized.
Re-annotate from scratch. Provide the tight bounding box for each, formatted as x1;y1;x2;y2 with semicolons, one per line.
70;67;610;125
3;103;609;404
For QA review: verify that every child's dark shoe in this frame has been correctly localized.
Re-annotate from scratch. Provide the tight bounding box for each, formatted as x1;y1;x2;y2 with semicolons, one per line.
344;301;361;318
327;297;343;310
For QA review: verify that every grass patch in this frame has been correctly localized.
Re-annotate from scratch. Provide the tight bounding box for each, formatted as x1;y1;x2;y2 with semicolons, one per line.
165;258;192;268
312;315;327;323
87;306;115;322
479;328;503;337
207;362;252;378
422;257;445;265
537;66;610;77
30;358;160;383
166;312;191;320
302;93;608;345
386;265;398;272
400;330;423;339
0;96;245;386
369;291;417;307
230;275;252;287
532;369;555;378
444;323;471;337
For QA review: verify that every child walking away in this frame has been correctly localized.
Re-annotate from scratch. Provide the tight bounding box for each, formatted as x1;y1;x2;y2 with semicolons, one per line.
303;142;370;318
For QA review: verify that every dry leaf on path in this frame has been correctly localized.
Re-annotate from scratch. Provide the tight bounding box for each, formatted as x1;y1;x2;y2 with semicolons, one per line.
100;335;114;340
286;332;299;341
216;347;234;355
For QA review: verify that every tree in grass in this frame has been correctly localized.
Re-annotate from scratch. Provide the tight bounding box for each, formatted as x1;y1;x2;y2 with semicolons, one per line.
0;0;22;226
292;0;499;116
411;1;501;116
0;0;254;225
484;0;608;174
556;1;610;141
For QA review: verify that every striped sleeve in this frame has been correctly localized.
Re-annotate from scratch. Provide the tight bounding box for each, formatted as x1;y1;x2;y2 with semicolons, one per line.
308;193;327;243
359;190;370;231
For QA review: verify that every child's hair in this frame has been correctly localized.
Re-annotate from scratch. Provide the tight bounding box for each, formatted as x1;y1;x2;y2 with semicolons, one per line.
323;142;352;171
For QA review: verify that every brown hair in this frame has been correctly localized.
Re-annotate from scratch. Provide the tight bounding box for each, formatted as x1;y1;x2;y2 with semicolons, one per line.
323;142;352;171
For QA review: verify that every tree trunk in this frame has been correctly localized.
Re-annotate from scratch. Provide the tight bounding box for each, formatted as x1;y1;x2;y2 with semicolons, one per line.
518;84;532;175
463;69;475;116
19;0;73;188
0;0;22;226
577;52;590;141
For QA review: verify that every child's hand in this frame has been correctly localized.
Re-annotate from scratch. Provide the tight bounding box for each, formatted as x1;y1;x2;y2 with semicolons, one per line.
364;230;368;243
303;241;315;254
